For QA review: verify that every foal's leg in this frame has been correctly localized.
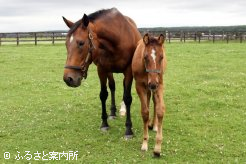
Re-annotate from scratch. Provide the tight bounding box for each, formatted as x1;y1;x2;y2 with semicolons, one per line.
123;67;133;138
150;95;158;132
108;73;117;119
153;84;166;157
136;82;149;151
97;67;109;130
146;91;156;131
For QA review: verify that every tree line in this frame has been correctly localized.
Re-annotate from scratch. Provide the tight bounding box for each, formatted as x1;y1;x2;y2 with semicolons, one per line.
139;25;246;32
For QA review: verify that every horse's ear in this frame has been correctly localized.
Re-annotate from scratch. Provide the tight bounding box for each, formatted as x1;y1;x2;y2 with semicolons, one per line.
158;34;165;44
62;16;74;28
143;33;149;45
82;14;89;28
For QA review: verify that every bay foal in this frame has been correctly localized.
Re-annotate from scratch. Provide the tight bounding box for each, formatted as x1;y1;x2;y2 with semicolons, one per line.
132;33;167;157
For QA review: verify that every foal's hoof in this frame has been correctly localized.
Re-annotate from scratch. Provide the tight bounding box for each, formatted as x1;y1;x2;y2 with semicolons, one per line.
153;152;161;158
100;126;109;131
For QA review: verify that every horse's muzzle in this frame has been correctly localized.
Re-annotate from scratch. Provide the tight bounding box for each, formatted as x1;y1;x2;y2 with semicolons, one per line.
63;74;81;88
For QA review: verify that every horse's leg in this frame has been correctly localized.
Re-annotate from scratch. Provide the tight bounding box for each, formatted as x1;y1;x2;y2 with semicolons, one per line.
97;67;109;131
136;82;149;151
153;84;166;157
123;67;133;138
119;80;126;116
108;73;117;119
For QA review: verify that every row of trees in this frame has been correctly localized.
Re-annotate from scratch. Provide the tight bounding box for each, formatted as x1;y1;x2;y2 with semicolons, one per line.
139;25;246;32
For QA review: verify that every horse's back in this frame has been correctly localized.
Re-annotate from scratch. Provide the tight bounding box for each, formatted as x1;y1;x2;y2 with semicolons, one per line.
94;8;141;72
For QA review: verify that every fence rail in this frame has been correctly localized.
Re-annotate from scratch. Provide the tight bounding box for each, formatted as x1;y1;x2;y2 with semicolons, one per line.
0;30;246;46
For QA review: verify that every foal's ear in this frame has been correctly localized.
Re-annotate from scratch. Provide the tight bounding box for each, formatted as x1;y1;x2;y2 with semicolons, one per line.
143;33;149;45
158;34;165;44
82;14;89;28
62;16;74;28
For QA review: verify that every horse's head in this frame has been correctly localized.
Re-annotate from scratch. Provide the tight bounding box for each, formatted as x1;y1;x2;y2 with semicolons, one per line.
63;14;96;87
143;33;165;91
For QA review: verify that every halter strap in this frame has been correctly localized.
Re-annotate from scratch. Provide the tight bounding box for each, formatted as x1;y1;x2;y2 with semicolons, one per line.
144;62;161;74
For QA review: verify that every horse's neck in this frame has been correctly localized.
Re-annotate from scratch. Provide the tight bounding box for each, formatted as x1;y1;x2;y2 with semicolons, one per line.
96;23;119;45
92;21;120;54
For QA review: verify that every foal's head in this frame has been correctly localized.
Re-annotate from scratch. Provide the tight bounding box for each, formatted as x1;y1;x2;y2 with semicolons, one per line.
63;14;95;87
143;33;165;91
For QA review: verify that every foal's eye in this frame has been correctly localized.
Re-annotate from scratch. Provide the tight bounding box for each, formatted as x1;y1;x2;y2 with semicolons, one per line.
77;41;85;48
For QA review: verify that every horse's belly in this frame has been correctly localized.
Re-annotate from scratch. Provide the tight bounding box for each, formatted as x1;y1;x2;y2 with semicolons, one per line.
98;56;130;73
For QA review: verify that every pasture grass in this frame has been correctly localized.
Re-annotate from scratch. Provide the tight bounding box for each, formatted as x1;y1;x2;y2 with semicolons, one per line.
0;42;245;163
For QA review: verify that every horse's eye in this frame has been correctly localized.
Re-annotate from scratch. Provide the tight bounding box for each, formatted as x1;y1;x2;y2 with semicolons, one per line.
77;41;85;48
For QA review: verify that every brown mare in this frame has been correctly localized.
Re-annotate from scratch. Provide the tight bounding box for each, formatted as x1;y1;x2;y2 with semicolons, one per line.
62;8;141;138
132;33;167;156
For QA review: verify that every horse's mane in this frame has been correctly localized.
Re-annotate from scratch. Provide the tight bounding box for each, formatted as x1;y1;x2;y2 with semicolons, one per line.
88;8;118;22
68;8;119;35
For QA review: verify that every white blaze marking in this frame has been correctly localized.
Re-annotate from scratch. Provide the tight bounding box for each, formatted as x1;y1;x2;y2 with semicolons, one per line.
151;49;156;68
70;35;74;43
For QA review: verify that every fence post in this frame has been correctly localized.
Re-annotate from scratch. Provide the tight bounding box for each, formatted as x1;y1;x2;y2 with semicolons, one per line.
0;36;1;46
180;31;182;42
198;33;201;43
52;32;55;45
226;32;229;43
16;33;19;46
240;33;243;43
184;32;186;43
35;33;37;45
213;33;215;43
168;31;171;43
194;32;197;42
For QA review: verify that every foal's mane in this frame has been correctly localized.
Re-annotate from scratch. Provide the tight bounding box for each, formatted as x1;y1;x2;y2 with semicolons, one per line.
68;8;118;35
148;37;160;45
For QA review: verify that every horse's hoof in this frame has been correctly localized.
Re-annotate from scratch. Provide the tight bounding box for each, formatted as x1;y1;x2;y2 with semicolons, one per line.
109;115;116;120
124;134;133;140
153;152;161;158
100;126;109;131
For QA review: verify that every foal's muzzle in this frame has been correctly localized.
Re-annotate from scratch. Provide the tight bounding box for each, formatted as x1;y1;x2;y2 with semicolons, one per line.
148;82;158;91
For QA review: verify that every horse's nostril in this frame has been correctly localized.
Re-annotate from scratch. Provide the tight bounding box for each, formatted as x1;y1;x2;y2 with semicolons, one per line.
63;74;81;87
67;76;73;83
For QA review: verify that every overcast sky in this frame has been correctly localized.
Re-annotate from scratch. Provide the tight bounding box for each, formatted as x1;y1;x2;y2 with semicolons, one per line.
0;0;245;32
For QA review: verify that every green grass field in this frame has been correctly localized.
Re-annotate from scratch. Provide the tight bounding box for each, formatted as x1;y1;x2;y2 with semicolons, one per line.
0;43;245;163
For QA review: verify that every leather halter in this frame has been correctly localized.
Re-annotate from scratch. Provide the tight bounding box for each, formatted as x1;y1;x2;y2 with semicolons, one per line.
144;61;161;74
64;28;96;79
